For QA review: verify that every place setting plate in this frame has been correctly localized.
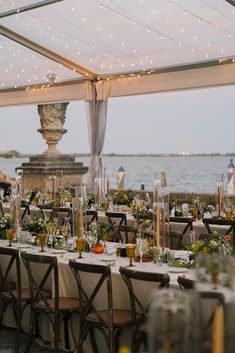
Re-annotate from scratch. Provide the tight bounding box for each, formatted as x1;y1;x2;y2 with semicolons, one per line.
100;257;116;266
51;249;67;254
168;268;188;273
16;244;32;249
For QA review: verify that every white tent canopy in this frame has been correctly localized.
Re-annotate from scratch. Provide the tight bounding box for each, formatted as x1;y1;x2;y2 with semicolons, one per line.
0;0;235;105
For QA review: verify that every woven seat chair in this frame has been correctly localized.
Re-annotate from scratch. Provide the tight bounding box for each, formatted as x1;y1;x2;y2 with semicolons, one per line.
21;252;81;353
0;247;31;353
119;266;170;353
69;261;133;353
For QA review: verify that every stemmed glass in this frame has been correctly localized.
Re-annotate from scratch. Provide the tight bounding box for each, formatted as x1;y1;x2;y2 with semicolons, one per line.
46;222;53;251
6;229;15;247
38;233;47;252
86;232;97;262
76;237;84;259
136;237;146;267
126;244;136;267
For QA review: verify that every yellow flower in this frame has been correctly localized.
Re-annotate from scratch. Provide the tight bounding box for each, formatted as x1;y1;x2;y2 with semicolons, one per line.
124;195;128;200
202;247;208;254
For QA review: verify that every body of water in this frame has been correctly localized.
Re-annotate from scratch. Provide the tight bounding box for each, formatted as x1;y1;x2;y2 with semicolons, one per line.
0;155;232;193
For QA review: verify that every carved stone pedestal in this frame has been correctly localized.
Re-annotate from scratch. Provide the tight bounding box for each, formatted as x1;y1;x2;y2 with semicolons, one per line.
18;154;88;191
16;103;88;192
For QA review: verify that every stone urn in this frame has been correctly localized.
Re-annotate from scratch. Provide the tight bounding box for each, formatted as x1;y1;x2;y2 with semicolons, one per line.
37;103;69;156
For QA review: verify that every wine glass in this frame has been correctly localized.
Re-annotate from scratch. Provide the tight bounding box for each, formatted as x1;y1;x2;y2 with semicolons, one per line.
126;244;136;267
86;232;96;260
6;229;15;247
136;237;146;267
76;237;84;259
38;233;47;252
46;222;53;251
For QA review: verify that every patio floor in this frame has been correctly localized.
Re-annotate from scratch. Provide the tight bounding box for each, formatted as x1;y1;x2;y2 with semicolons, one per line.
0;326;53;353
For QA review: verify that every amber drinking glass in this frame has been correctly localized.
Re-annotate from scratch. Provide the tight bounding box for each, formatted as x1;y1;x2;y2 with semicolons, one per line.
38;233;47;252
6;229;15;247
126;244;136;267
76;237;84;259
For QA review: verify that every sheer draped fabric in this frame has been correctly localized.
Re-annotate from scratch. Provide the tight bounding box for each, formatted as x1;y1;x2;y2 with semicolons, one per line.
84;81;110;192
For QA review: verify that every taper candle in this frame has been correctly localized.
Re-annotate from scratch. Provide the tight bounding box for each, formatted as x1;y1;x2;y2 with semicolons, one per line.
156;207;160;250
212;305;224;353
161;207;165;251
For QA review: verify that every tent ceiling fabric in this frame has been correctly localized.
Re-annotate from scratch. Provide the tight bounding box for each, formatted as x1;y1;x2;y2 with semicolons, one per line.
0;0;235;93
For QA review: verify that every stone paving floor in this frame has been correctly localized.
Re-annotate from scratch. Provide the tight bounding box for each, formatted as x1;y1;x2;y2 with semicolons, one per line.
0;326;53;353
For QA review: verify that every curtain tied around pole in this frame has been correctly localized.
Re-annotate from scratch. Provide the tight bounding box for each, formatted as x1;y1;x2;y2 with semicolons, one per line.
84;81;110;192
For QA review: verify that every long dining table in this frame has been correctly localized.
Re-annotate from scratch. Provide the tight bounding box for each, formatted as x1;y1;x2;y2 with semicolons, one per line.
0;238;194;352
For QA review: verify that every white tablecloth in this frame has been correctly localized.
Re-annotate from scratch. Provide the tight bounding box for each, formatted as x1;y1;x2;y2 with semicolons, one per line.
0;240;193;352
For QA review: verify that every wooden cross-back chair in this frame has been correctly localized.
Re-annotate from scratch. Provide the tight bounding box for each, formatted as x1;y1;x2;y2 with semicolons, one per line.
21;252;80;353
0;247;31;353
69;261;133;353
119;266;170;353
84;210;98;230
178;275;224;352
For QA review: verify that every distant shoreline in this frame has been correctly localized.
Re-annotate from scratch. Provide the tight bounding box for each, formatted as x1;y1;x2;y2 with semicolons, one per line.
0;151;234;158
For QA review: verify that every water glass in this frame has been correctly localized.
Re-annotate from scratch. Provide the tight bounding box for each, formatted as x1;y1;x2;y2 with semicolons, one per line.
149;289;199;353
189;230;196;244
167;250;175;267
136;237;146;267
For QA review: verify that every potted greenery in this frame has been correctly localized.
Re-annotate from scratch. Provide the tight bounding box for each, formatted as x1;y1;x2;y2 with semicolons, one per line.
92;222;115;254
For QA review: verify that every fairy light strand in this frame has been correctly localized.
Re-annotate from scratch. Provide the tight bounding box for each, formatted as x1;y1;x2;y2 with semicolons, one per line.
199;0;235;25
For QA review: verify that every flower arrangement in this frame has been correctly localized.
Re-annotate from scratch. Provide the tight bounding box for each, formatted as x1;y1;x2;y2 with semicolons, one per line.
86;193;95;208
189;196;214;219
0;213;10;230
192;233;232;257
22;189;41;206
89;221;115;242
112;189;133;206
23;217;46;234
135;219;154;240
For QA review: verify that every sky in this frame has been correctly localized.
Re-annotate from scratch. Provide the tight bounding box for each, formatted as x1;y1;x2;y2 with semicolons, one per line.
0;84;235;155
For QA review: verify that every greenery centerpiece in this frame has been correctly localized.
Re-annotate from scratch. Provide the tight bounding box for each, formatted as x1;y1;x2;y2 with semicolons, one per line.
112;188;133;207
86;193;95;208
189;195;214;220
191;233;232;257
0;213;11;239
23;217;46;237
21;188;42;207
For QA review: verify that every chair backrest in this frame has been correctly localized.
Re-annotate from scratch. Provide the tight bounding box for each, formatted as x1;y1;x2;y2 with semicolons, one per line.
134;213;153;221
169;217;194;234
178;276;195;290
53;207;72;225
117;225;137;243
21;204;31;223
37;205;54;221
69;261;113;326
85;210;98;230
21;252;54;310
202;218;234;235
105;212;127;226
119;266;170;325
0;247;20;301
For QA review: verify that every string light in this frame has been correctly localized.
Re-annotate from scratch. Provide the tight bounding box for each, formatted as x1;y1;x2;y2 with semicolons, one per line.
0;0;235;90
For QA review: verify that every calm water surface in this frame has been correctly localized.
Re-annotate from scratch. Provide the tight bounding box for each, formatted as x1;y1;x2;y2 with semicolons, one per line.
0;156;232;193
